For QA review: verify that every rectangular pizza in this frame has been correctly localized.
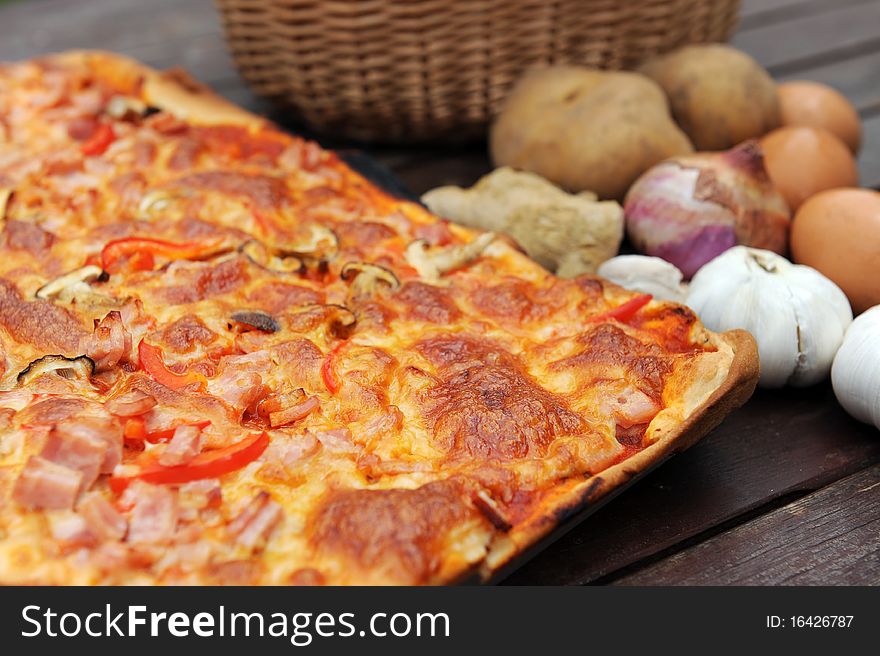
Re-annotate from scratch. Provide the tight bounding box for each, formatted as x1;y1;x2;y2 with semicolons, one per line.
0;51;758;585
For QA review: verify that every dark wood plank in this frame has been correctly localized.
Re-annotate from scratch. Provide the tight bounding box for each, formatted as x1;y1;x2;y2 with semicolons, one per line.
731;2;880;73
858;114;880;188
739;0;872;27
505;384;880;584
612;464;880;585
0;0;220;62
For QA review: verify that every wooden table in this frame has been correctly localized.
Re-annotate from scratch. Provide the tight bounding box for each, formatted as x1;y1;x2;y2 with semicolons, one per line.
2;0;879;585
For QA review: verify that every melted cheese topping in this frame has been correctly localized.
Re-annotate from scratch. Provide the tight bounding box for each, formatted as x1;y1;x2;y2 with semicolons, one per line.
0;53;719;585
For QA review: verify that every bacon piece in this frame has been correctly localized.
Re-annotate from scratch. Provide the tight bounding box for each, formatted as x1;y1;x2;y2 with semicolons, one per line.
12;456;83;510
315;428;359;454
67;116;99;141
268;395;319;428
287;568;326;586
108;171;147;210
3;219;55;254
133;140;157;167
413;221;453;246
227;491;282;550
335;221;397;249
78;491;127;541
245;281;323;315
179;478;222;510
42;417;123;485
158;424;201;466
0;279;87;353
554;324;672;398
278;139;325;172
41;423;107;490
195;125;286;162
122;480;178;545
0;388;33;412
0;408;13;432
356;453;432;478
158;314;217;353
49;512;95;545
168;138;202;170
81;311;132;372
207;351;271;416
207;559;259;585
610;386;661;428
262;432;319;473
162;258;250;305
171;171;291;210
284;433;320;466
105;390;157;417
16;397;86;425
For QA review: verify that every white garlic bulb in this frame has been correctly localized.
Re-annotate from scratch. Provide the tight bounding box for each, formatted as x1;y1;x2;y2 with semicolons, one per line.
687;246;852;388
597;255;688;303
832;306;880;430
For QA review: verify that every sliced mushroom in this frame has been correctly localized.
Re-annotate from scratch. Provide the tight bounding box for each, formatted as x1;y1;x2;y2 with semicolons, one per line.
0;188;12;222
138;189;187;221
105;95;159;122
340;261;401;296
230;310;280;333
17;355;95;387
288;303;357;339
35;265;107;300
323;304;357;338
405;232;495;281
276;224;338;262
240;239;303;274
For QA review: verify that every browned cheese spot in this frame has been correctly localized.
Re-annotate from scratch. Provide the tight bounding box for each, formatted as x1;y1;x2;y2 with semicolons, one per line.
309;480;483;584
417;335;585;459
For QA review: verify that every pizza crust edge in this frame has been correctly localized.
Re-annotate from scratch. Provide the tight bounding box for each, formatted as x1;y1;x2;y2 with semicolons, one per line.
478;328;758;582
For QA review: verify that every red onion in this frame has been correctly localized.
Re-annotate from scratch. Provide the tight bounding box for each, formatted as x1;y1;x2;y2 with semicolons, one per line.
624;140;790;278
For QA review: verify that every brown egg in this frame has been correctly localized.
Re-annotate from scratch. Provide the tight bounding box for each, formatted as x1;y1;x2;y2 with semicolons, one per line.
778;81;862;154
791;188;880;314
760;126;858;212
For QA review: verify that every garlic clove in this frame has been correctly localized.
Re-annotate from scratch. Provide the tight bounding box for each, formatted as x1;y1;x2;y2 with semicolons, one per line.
687;246;851;389
727;276;800;388
786;271;852;386
832;306;880;429
596;255;688;303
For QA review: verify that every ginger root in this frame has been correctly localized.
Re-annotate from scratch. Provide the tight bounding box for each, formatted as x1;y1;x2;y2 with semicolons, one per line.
422;167;623;276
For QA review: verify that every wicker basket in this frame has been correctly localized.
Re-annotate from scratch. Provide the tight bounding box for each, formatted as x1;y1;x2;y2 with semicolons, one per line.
215;0;740;143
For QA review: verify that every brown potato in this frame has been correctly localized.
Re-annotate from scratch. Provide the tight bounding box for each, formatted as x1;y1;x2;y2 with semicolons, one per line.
490;66;693;200
639;44;780;151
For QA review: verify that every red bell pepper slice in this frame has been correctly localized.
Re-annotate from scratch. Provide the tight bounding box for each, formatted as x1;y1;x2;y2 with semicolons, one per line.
101;236;222;273
592;294;653;324
320;342;345;394
109;431;269;493
138;340;206;391
81;123;116;156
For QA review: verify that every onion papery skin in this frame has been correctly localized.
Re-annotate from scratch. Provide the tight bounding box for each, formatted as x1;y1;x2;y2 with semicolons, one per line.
624;140;790;278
